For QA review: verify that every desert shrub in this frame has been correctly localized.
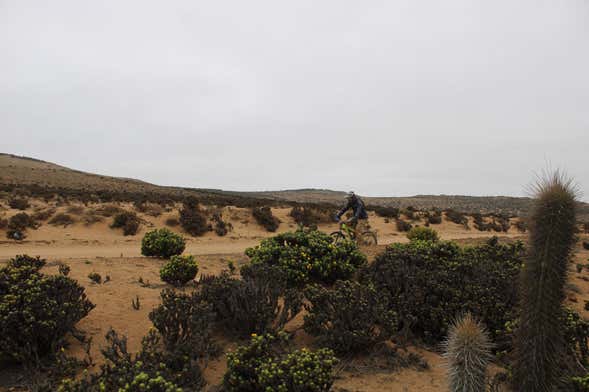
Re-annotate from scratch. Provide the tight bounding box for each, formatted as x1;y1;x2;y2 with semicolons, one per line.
584;222;589;234
32;207;56;221
513;174;578;391
88;272;102;284
223;332;336;392
289;205;325;228
361;238;524;345
81;211;103;226
445;209;469;228
0;255;95;365
402;207;417;220
65;205;85;215
9;197;29;210
252;206;280;232
0;217;7;229
141;228;186;258
494;214;511;232
149;289;217;359
211;212;232;236
59;264;71;276
583;241;589;251
58;329;205;392
304;280;397;354
110;211;140;235
180;200;209;236
443;313;492;392
395;218;412;232
7;212;37;239
425;209;442;225
407;226;439;242
199;264;302;337
514;219;528;232
165;216;179;227
134;201;163;217
472;213;489;231
93;204;124;217
371;206;400;219
49;213;76;227
159;254;198;286
245;228;366;286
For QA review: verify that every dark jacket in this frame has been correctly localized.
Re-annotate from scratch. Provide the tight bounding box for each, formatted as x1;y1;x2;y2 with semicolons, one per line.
336;196;368;220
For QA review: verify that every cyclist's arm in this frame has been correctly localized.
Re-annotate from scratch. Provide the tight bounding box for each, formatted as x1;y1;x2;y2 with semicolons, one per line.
335;201;351;220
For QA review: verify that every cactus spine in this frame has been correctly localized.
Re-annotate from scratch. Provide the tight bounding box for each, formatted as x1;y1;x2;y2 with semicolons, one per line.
443;313;492;392
513;172;577;391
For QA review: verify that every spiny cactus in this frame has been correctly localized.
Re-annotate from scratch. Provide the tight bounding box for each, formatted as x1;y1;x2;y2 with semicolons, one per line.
513;172;578;391
443;313;492;392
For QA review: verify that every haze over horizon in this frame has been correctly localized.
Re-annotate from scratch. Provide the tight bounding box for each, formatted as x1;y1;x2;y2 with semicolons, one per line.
1;1;587;200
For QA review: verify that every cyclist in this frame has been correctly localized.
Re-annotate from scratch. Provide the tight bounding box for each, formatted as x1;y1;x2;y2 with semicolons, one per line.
334;191;369;237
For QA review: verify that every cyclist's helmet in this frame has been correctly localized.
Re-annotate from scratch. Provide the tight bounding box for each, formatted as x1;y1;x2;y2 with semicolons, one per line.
345;191;356;201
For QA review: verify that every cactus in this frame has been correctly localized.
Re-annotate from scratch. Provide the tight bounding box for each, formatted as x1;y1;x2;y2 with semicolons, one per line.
513;172;578;391
443;313;492;392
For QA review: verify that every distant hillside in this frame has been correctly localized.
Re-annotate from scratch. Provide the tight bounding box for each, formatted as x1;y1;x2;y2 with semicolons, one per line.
1;153;588;218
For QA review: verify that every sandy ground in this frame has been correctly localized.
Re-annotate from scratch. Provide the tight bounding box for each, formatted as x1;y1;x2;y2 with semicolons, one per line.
1;201;586;391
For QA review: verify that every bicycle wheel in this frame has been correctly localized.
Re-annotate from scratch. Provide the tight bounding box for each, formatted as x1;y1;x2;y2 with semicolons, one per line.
359;231;377;246
330;231;345;244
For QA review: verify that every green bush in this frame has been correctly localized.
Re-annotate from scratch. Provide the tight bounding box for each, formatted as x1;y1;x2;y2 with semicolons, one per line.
149;289;217;359
252;206;280;232
110;211;140;235
141;228;186;258
199;264;302;337
361;238;524;345
160;255;198;286
0;255;95;365
245;228;366;286
58;329;204;392
223;333;337;392
304;280;397;354
406;226;439;242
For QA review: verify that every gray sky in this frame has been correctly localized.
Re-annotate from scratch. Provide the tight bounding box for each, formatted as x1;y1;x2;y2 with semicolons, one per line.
1;1;588;200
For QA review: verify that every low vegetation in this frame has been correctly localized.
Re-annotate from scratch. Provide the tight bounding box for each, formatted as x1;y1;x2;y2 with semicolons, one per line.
223;332;337;392
395;218;412;232
199;264;302;337
361;237;524;345
9;197;30;210
160;254;198;286
49;213;76;227
0;255;94;371
180;197;209;236
252;206;280;232
141;228;186;258
304;280;397;354
110;211;140;235
406;226;439;242
6;212;37;239
245;228;366;286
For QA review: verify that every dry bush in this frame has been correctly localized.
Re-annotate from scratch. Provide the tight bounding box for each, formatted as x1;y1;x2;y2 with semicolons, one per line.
32;207;56;221
8;197;30;210
111;211;140;236
49;213;76;227
66;205;85;215
94;204;124;217
165;216;180;227
253;206;280;232
396;218;412;232
81;211;104;226
180;199;209;236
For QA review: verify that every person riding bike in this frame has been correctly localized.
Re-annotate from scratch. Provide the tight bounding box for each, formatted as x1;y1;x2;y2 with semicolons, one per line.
334;191;369;237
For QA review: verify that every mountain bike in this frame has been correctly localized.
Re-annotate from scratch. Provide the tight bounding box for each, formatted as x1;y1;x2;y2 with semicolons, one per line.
330;222;377;246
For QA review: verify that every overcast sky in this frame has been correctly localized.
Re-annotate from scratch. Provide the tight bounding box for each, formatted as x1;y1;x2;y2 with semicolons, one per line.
1;1;587;199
